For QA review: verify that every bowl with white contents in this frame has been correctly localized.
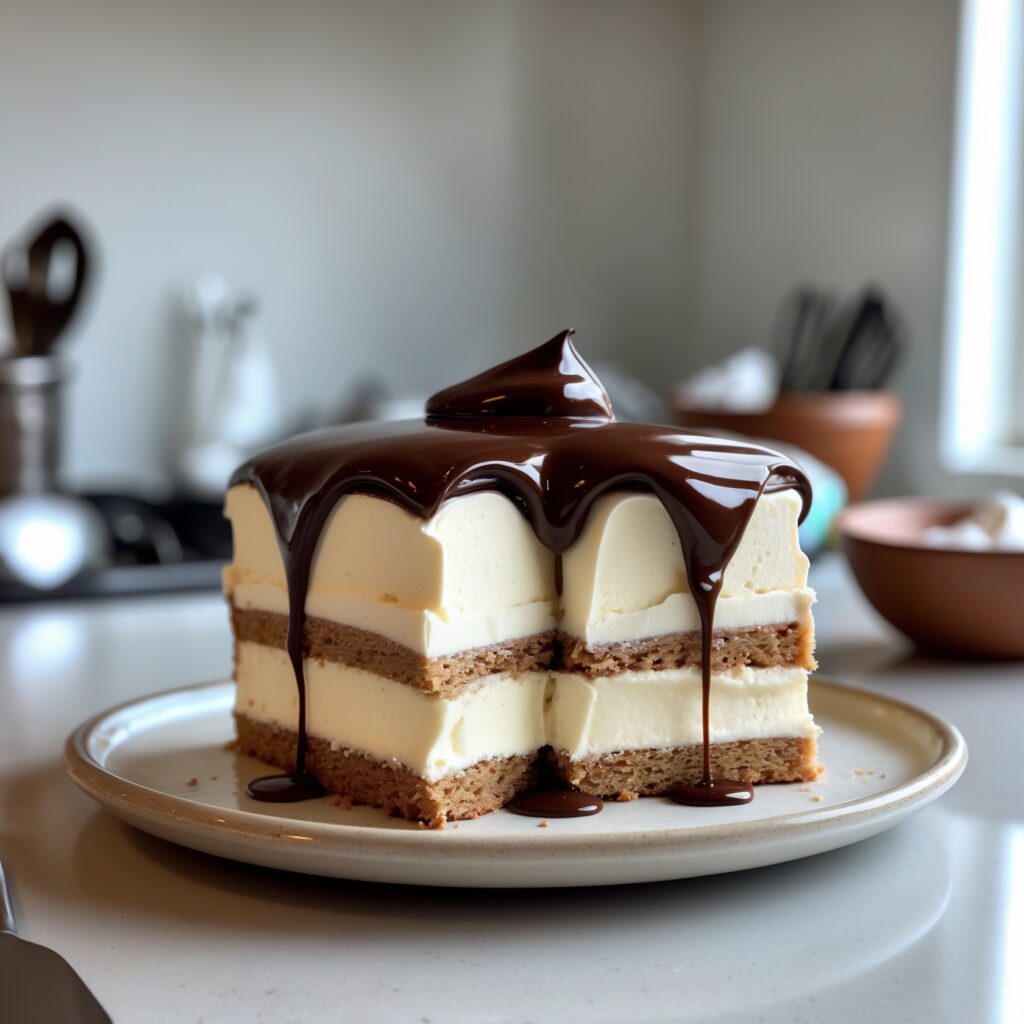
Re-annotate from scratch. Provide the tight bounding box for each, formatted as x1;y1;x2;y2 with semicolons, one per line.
839;493;1024;658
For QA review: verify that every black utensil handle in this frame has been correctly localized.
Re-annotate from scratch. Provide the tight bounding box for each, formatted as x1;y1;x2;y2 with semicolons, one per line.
3;214;91;357
778;288;832;392
828;297;885;390
864;332;901;389
26;217;90;353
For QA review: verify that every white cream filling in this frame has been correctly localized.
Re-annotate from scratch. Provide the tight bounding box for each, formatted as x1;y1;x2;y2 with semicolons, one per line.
548;666;819;760
230;582;809;654
231;582;556;657
560;490;810;638
235;643;817;780
236;642;549;782
224;487;815;658
573;588;815;646
223;487;558;660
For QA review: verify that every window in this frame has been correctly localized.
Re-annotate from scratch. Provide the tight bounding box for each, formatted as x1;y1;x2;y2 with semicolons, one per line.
943;0;1024;473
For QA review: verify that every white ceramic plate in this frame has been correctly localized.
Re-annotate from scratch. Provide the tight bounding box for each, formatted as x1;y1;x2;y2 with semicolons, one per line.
65;676;966;888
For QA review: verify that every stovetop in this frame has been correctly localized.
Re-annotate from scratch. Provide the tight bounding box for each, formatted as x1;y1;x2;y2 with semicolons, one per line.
0;492;230;602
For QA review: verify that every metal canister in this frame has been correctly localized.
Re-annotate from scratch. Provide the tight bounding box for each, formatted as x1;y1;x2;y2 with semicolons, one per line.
0;355;66;496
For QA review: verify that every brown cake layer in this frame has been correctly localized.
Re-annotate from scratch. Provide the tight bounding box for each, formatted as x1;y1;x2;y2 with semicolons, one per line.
232;605;812;694
235;713;540;827
559;621;816;676
232;605;555;697
554;737;821;798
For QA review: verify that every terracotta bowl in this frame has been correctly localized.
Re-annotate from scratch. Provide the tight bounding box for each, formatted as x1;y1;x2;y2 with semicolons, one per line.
674;391;902;502
839;497;1024;659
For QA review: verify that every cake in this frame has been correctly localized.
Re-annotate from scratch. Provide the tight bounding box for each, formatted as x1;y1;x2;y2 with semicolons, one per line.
224;331;820;826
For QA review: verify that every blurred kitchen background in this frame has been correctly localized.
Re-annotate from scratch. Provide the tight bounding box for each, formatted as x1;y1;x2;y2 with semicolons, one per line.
1;0;1021;600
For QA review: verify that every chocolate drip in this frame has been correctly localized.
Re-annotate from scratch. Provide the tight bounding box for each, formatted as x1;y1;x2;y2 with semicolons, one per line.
246;771;324;802
668;554;753;808
234;330;810;807
508;791;603;818
671;778;754;807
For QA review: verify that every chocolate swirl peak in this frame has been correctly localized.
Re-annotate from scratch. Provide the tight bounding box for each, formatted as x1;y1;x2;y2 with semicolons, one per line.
426;329;613;421
234;331;811;807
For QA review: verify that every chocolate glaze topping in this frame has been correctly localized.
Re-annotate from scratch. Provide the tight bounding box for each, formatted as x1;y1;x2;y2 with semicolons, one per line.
508;791;603;818
235;330;811;808
426;331;614;420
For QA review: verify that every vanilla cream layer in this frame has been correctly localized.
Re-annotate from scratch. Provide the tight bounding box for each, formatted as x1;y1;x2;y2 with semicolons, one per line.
231;583;556;656
549;667;819;760
236;642;549;782
561;490;811;643
236;643;817;779
571;589;815;646
225;486;557;657
225;486;813;657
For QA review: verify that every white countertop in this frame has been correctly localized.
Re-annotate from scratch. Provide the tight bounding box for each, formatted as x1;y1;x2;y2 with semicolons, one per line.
0;554;1020;1024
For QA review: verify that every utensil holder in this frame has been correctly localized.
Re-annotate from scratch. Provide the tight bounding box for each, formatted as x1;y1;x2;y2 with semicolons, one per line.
0;355;66;496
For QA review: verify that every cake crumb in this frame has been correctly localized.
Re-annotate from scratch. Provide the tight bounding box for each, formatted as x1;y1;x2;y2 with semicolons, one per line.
853;768;864;776
210;776;219;781
811;794;822;803
329;794;354;811
616;790;639;802
799;785;810;792
866;769;876;775
185;777;198;788
880;772;887;779
537;820;549;828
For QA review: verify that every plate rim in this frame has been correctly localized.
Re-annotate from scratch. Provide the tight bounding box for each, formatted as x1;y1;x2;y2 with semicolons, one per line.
64;676;967;857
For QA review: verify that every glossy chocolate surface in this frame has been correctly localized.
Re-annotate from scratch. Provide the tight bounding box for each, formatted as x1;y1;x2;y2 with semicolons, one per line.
233;330;811;807
507;790;604;818
670;779;755;807
246;771;325;803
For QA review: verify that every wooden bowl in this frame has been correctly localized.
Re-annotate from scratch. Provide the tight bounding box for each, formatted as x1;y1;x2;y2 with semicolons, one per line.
839;497;1024;659
674;391;902;502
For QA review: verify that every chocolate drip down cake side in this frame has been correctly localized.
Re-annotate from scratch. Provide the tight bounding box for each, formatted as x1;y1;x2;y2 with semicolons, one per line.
223;331;822;826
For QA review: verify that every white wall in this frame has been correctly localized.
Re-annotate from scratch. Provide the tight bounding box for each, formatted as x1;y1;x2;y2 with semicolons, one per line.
0;0;697;488
1;0;970;497
689;0;961;496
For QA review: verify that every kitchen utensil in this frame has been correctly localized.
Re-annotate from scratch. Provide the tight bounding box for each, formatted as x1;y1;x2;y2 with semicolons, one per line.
827;291;902;390
777;287;835;391
0;214;102;589
3;215;90;358
0;353;66;494
839;497;1024;658
775;286;903;392
175;274;282;496
0;855;111;1023
0;357;110;588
